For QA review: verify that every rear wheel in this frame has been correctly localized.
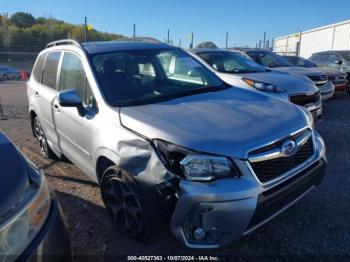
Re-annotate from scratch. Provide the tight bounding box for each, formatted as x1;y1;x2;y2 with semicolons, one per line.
101;166;161;242
33;116;55;159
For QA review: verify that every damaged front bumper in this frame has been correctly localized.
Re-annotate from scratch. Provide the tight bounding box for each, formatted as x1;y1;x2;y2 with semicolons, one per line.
170;131;327;248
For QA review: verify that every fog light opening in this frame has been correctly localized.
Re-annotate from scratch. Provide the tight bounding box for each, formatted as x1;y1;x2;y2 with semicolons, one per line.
193;227;206;241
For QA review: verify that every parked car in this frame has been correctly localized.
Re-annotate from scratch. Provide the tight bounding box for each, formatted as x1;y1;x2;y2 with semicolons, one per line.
27;39;327;248
237;49;335;100
0;131;72;260
0;66;22;80
309;50;350;89
283;56;348;93
189;48;322;121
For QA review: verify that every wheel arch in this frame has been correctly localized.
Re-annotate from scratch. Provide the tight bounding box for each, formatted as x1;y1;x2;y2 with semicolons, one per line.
29;110;37;136
95;148;121;183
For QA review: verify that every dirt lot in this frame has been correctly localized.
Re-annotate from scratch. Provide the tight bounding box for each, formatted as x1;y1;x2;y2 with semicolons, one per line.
0;81;349;260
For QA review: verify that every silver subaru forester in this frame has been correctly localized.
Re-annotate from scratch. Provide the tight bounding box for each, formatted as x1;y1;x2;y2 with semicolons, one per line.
27;39;327;248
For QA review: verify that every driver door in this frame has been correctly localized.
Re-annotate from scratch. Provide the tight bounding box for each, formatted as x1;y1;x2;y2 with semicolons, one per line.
53;51;98;176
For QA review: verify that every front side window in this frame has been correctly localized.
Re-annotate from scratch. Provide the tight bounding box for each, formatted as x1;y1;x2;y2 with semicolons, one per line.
60;52;96;108
328;54;341;63
42;52;61;89
248;51;292;68
91;49;225;106
198;51;266;74
339;51;350;62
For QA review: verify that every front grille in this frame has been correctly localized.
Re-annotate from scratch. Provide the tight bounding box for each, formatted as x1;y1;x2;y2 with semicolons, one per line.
308;75;328;86
249;134;314;183
289;92;320;106
247;160;326;230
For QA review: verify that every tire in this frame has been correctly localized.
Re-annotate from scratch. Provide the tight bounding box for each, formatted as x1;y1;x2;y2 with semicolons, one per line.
100;166;162;242
32;116;56;159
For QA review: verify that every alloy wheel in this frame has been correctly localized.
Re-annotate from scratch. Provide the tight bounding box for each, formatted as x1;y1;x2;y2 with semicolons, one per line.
102;174;144;237
33;118;49;156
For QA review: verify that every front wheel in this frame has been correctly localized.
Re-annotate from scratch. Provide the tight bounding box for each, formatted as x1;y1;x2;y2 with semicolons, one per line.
100;166;162;242
33;116;55;159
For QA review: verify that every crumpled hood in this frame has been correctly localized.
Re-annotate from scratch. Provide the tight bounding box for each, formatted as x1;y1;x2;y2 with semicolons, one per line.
0;133;29;216
120;88;308;159
217;71;317;94
272;66;326;77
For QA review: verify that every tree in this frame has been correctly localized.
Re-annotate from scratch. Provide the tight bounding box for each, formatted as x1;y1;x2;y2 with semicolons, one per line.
10;12;36;28
195;41;218;49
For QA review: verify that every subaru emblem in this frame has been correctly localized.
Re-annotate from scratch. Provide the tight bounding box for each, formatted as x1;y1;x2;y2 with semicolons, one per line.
281;139;298;157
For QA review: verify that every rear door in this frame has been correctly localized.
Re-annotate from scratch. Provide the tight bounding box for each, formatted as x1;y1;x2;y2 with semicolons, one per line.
53;51;98;175
36;51;62;152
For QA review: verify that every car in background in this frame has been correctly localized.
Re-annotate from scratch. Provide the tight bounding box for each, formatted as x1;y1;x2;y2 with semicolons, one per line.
189;48;322;121
309;51;350;87
0;66;22;81
0;131;72;260
283;56;348;93
237;49;335;100
27;39;327;248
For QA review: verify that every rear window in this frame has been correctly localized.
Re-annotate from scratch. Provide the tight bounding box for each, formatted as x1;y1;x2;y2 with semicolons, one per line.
42;52;61;89
32;53;46;82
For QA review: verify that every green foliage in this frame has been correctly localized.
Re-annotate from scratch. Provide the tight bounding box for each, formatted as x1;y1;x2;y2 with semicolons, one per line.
10;12;36;28
0;13;125;52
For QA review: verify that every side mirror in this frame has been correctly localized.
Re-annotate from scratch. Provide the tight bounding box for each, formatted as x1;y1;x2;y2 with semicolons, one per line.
334;60;342;65
58;89;86;116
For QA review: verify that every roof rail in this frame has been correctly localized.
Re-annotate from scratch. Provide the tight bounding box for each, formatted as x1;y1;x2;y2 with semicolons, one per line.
46;39;81;48
113;37;163;44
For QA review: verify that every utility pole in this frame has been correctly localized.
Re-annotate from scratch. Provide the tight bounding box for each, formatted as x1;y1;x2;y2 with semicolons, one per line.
225;32;228;49
84;17;87;42
133;24;136;38
190;32;194;49
167;30;170;44
263;31;266;49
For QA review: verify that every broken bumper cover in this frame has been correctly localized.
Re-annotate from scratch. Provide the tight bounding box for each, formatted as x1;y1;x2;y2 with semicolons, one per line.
171;132;326;249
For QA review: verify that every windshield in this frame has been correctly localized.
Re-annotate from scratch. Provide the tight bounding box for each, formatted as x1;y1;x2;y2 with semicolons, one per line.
91;49;226;106
248;51;293;68
197;51;267;74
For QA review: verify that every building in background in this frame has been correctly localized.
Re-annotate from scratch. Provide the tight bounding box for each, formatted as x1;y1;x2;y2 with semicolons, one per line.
273;20;350;58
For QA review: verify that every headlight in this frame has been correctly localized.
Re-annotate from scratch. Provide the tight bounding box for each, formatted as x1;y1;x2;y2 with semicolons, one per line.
0;168;51;258
243;78;286;93
153;139;240;181
300;106;314;128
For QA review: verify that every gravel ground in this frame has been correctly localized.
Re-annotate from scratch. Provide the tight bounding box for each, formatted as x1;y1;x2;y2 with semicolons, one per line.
0;81;349;260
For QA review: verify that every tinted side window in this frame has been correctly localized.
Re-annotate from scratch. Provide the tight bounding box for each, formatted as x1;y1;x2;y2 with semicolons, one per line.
60;52;96;108
32;53;46;82
311;53;329;63
42;52;61;89
328;53;341;63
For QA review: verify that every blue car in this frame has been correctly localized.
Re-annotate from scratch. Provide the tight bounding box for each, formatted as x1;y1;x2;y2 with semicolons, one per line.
0;131;72;261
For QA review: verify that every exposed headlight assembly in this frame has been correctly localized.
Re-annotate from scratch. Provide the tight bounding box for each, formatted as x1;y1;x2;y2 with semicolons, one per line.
0;166;51;259
243;78;286;93
153;139;240;181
